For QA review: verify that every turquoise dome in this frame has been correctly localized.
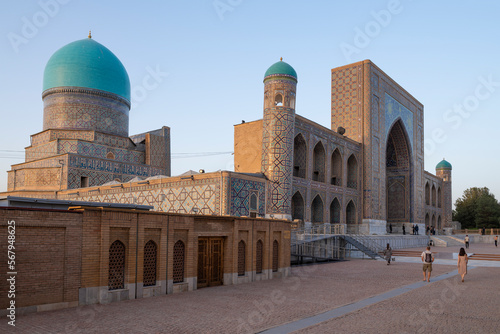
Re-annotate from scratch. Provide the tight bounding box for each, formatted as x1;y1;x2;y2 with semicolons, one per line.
436;159;452;170
264;59;297;81
43;38;130;101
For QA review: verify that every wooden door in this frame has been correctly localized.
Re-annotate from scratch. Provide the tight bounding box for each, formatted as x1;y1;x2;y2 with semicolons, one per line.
197;237;224;288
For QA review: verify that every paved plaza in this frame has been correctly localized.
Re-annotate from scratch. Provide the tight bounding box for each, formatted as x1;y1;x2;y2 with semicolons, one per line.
4;243;500;333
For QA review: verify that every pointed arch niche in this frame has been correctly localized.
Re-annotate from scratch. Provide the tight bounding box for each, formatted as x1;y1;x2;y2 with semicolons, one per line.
386;119;412;224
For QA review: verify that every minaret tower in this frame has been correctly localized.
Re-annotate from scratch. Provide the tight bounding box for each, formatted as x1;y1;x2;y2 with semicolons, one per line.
436;159;452;226
261;58;298;220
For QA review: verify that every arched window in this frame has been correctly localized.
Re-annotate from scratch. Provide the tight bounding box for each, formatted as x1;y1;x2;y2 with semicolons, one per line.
431;215;436;228
425;182;430;205
291;191;305;221
437;216;442;230
238;240;246;276
346;201;356;225
293;134;307;178
425;213;430;227
437;187;442;208
173;240;185;283
272;240;279;272
331;149;342;186
106;152;115;160
312;142;326;182
143;240;157;287
108;240;125;290
256;240;263;274
274;94;283;106
250;193;258;211
432;185;436;207
347;154;358;189
311;195;324;223
330;197;341;224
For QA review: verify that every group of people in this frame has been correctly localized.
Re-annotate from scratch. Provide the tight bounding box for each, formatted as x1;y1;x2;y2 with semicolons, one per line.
382;244;470;283
420;246;469;282
464;234;498;248
426;225;437;235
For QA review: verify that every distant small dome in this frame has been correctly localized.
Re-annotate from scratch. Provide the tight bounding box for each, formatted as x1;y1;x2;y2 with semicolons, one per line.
436;159;452;170
264;59;297;82
43;38;130;101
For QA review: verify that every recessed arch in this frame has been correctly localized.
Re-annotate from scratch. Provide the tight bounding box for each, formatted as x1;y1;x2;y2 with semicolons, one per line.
312;141;326;182
291;191;305;222
238;240;245;276
311;194;324;223
425;182;430;205
431;214;436;229
431;184;436;207
143;240;157;287
331;148;342;186
272;240;279;272
437;187;442;208
173;240;185;283
330;197;341;224
347;154;358;189
274;93;283;106
293;134;307;178
425;213;430;228
108;240;125;290
346;200;356;225
386;119;412;224
437;216;442;231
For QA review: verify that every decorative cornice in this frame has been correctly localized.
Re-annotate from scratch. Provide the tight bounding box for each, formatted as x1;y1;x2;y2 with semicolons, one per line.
42;86;131;109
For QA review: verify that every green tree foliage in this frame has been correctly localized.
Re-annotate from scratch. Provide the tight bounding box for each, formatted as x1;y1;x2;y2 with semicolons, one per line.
453;187;500;229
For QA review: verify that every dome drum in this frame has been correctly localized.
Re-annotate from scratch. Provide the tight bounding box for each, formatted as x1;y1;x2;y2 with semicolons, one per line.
43;87;129;137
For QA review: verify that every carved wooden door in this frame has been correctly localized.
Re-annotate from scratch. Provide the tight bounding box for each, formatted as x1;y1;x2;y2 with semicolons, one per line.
197;237;224;288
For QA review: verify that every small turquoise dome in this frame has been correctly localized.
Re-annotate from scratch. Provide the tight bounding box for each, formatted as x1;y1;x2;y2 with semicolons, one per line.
436;159;452;170
264;59;297;81
43;38;130;101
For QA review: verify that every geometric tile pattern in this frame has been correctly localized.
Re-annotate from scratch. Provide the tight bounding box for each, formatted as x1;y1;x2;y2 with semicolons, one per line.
385;93;413;149
262;107;295;215
230;178;266;217
43;88;129;137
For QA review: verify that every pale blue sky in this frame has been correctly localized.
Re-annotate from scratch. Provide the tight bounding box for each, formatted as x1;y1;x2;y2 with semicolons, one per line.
1;0;500;206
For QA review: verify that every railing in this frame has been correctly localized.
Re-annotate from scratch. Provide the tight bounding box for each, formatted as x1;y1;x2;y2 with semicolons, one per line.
453;229;500;235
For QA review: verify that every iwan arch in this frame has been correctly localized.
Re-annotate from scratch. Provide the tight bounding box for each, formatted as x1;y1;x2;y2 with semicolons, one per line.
2;36;452;234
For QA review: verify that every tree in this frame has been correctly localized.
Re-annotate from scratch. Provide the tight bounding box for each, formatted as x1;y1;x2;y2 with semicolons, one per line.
475;194;500;228
453;187;500;229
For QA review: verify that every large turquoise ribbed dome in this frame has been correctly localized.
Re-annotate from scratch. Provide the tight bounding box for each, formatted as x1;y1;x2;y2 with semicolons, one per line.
264;59;297;81
436;159;452;170
43;38;130;101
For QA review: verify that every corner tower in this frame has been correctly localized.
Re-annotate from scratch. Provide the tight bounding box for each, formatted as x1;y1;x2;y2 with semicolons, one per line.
436;159;452;225
261;58;297;220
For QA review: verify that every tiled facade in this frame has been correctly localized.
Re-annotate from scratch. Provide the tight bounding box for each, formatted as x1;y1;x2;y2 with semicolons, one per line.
1;52;452;235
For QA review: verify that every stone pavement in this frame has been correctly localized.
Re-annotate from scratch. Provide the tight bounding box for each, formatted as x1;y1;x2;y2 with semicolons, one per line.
3;244;499;334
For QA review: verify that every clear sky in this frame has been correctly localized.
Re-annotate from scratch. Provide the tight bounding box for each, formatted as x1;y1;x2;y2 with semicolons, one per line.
1;0;500;206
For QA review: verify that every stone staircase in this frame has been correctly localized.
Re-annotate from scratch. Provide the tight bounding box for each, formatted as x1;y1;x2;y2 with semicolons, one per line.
468;253;500;261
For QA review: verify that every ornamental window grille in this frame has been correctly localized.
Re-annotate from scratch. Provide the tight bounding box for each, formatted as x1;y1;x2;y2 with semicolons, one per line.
108;240;125;290
143;240;157;287
238;240;246;276
256;240;263;274
173;240;185;283
272;240;279;272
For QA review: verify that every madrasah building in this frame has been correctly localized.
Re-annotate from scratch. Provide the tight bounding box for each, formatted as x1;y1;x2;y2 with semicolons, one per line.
1;35;453;235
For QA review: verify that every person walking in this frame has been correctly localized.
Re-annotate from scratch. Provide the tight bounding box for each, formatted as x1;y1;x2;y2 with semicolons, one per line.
402;225;406;235
421;246;434;282
389;223;393;234
457;247;468;282
383;243;393;265
464;235;470;249
494;235;498;247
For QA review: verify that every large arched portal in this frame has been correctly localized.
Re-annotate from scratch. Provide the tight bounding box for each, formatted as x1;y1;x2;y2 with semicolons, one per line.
386;120;412;225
